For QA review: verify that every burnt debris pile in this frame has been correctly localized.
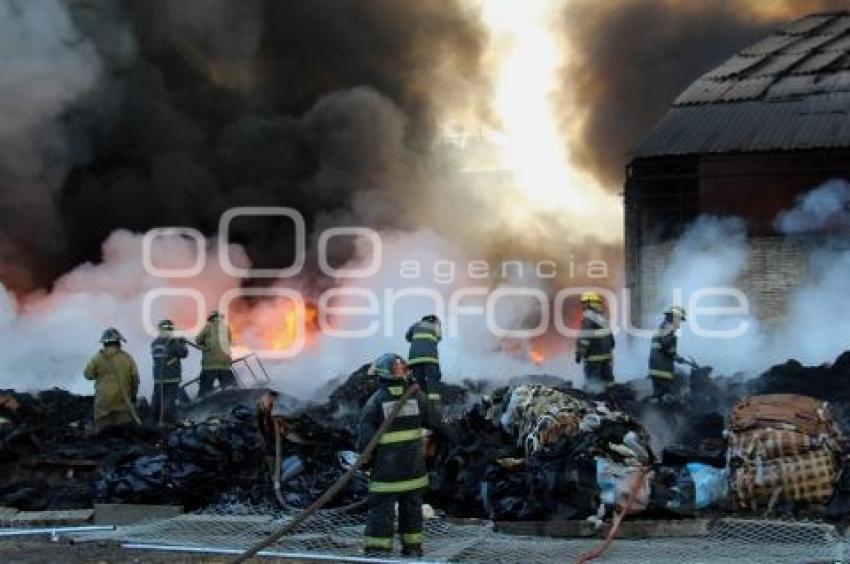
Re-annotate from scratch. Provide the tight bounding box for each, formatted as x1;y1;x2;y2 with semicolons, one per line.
3;352;850;521
94;406;266;508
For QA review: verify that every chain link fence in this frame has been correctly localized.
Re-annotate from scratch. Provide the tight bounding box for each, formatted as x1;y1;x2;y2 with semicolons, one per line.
71;504;847;563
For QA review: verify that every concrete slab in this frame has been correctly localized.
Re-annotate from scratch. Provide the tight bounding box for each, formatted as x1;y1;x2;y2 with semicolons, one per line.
10;509;94;526
94;504;183;526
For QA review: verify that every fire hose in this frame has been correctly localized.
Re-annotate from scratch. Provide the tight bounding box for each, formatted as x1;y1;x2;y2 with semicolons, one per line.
230;383;421;564
574;466;649;564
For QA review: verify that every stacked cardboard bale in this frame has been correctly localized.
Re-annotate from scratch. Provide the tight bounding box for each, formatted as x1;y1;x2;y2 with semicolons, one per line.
729;394;843;509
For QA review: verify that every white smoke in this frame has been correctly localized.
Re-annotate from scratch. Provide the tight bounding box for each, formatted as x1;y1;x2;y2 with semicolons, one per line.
0;230;246;395
275;229;571;398
775;179;850;234
0;227;570;399
624;178;850;381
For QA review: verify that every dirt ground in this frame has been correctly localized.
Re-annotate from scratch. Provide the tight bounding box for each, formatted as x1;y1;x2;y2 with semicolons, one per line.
0;537;302;563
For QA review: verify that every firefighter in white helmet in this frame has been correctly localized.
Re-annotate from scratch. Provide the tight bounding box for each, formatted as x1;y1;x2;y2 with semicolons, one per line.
575;291;615;393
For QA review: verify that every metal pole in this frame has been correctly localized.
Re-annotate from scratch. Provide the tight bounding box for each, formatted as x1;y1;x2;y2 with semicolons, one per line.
122;543;436;563
254;354;271;384
241;355;261;385
0;525;115;537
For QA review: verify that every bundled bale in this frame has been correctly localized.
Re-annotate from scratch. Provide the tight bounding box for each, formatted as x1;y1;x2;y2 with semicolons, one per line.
728;394;843;509
730;394;839;438
734;450;836;508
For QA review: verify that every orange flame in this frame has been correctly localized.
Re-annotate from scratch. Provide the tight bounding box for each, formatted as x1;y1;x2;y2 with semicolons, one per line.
528;347;545;365
230;300;319;354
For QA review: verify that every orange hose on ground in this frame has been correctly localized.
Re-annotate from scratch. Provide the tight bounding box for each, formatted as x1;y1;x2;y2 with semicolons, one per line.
575;466;649;564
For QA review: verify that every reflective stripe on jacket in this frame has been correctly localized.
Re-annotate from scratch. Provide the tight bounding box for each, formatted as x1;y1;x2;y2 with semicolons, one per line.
649;321;677;380
406;321;441;365
577;309;614;363
357;379;437;493
151;335;189;383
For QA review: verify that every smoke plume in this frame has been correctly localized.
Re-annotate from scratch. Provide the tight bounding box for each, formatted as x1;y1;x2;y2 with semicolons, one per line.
558;0;847;188
775;179;850;234
1;0;490;290
614;178;850;382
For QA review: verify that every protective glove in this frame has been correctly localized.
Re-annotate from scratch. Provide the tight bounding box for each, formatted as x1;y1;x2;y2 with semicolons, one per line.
575;351;582;364
675;355;685;364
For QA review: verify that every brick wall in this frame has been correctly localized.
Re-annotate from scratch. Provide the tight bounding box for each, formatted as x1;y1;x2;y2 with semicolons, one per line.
636;235;845;324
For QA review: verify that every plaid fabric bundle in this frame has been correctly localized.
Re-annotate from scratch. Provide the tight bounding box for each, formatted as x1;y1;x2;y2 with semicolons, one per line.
733;449;835;508
729;428;826;461
729;394;843;509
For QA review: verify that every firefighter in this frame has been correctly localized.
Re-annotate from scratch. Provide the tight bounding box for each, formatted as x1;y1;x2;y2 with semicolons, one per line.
84;327;140;433
405;315;442;408
357;353;436;557
151;319;189;425
649;305;688;400
575;291;616;393
195;311;236;397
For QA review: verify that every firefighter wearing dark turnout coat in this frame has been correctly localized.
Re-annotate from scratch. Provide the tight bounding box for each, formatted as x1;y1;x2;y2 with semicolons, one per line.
575;292;615;392
357;353;437;557
649;305;687;399
151;319;189;424
405;315;442;407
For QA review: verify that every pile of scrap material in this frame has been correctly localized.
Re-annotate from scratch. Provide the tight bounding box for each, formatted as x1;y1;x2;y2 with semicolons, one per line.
95;406;266;508
729;394;844;511
433;384;651;521
488;385;650;462
0;389;273;511
255;391;365;509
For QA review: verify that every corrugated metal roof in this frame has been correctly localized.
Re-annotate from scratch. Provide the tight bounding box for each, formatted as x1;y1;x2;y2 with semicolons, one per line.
632;12;850;159
818;14;850;35
634;92;850;157
741;34;797;56
705;54;765;79
781;14;834;35
748;53;808;76
791;51;844;74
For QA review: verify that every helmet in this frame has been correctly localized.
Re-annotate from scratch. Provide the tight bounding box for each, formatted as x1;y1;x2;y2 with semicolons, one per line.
372;353;406;379
581;291;603;304
207;310;222;322
422;314;440;324
158;319;175;331
665;305;687;321
100;327;126;344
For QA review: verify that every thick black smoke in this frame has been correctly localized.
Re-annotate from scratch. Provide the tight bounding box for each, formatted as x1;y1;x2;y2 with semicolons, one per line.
1;0;488;290
558;0;847;189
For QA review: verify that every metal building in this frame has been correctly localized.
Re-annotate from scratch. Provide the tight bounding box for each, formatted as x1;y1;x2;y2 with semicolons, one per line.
625;11;850;324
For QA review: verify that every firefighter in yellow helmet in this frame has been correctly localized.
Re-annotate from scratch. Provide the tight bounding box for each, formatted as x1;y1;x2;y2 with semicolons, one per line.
575;291;615;393
649;305;687;400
